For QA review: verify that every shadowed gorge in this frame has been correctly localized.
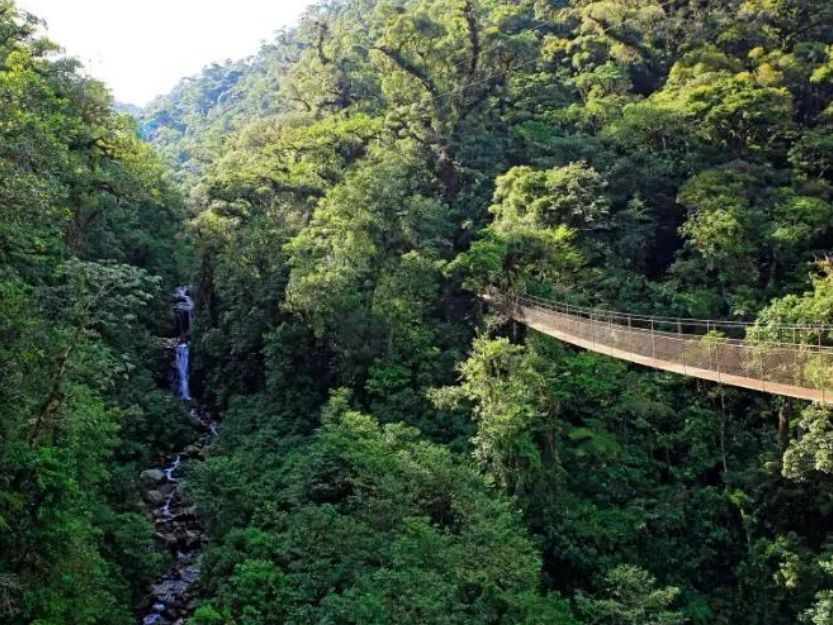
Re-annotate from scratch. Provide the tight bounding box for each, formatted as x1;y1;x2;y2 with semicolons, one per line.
3;0;833;624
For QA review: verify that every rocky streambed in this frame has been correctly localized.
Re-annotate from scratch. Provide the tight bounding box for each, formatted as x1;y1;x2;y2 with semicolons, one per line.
138;288;215;625
139;409;216;625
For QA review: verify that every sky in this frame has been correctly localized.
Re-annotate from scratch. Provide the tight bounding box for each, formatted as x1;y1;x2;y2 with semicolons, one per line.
17;0;315;106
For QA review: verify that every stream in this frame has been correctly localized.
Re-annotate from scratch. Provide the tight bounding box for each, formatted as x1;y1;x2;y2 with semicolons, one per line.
139;286;216;625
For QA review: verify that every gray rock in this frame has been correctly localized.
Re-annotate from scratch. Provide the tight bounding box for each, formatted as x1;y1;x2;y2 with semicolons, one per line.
181;444;202;458
145;490;167;506
141;469;166;485
178;506;198;519
154;532;178;549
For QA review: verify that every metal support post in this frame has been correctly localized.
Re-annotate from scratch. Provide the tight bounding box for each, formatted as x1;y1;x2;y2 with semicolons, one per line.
651;318;656;360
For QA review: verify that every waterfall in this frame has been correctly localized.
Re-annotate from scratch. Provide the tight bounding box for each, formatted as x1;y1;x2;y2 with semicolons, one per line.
140;286;215;625
175;342;192;401
173;286;193;401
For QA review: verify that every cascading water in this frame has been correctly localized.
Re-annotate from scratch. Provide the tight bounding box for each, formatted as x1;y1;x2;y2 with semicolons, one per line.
175;343;191;401
139;287;217;625
173;286;194;401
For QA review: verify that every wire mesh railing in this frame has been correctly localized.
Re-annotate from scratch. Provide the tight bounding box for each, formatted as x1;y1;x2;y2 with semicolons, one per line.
486;292;833;404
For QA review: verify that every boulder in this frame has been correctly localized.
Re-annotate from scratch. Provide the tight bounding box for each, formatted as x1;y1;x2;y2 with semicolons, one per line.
181;444;202;458
144;490;167;506
140;469;166;485
178;506;198;519
154;532;178;549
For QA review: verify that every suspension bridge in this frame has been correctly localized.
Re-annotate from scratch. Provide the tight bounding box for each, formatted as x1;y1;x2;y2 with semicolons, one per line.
485;292;833;404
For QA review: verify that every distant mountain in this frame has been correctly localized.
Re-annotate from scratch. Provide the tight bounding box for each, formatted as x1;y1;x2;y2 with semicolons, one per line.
138;32;300;188
113;101;142;117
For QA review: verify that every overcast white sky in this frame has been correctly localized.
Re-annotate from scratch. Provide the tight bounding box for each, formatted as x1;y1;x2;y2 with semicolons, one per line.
17;0;314;106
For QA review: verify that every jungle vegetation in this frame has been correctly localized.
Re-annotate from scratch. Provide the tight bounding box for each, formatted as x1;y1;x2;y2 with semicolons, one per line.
3;0;833;623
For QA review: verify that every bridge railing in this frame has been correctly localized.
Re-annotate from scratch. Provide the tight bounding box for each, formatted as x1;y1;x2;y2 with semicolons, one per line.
487;292;833;403
517;294;833;346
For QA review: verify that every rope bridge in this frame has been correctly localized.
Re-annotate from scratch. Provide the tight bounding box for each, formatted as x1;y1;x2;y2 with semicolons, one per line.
484;292;833;404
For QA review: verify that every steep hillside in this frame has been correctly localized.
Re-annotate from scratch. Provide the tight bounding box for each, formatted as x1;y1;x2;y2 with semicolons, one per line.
153;1;833;623
0;2;192;622
139;33;300;188
4;0;833;623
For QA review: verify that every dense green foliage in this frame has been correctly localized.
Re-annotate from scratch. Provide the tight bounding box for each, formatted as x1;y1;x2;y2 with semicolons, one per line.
5;0;833;623
140;36;299;189
189;397;575;625
0;3;189;622
143;0;833;623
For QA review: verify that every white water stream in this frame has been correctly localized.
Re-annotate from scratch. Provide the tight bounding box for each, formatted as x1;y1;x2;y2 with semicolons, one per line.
140;287;217;625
